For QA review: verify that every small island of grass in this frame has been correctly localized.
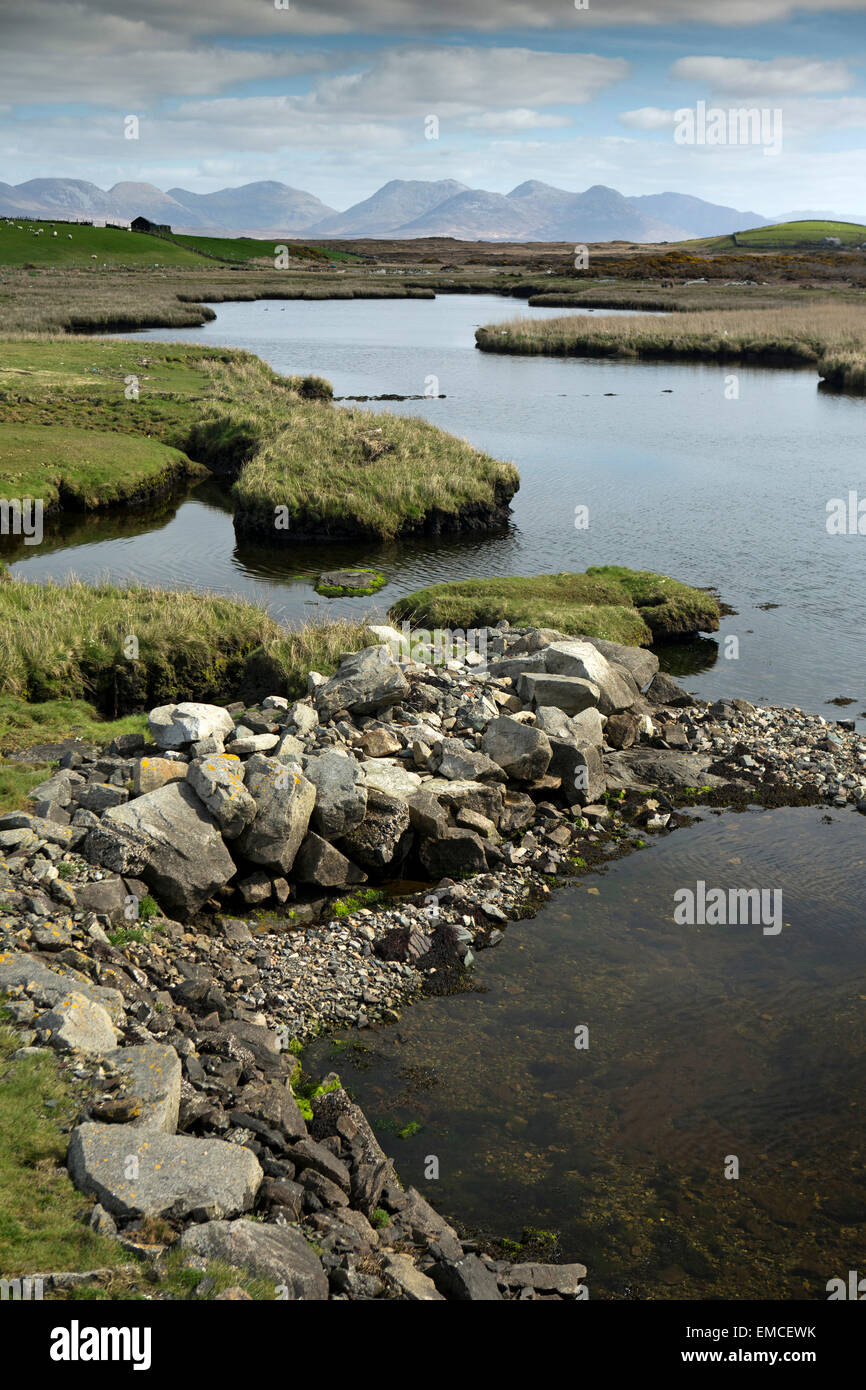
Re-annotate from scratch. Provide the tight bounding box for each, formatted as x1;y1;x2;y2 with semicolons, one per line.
390;567;720;645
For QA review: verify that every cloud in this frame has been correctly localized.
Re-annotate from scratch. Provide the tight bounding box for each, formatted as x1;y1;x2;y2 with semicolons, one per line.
671;56;855;96
5;0;864;38
620;107;679;130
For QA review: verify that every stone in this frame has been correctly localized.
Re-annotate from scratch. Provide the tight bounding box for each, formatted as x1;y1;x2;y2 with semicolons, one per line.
238;871;271;905
382;1253;445;1301
289;1137;351;1192
433;738;505;782
237;1080;307;1141
286;701;319;736
304;751;367;840
230;732;280;755
360;759;422;800
132;757;187;797
74;877;130;922
148;702;235;750
315;645;409;721
406;788;450;839
336;787;410;872
0;951;125;1025
604;748;725;790
431;1253;502;1301
104;1043;181;1133
419;828;487;878
359;727;402;758
544;640;634;713
585;637;659;690
67;1124;262;1221
187;754;257;839
273;732;305;764
498;790;536;834
605;712;640;749
293;833;367;887
517;673;601;716
646;672;694;707
73;783;129;813
481;716;552;782
535;704;604;748
501;1261;587;1295
180;1220;327;1300
101;781;237;916
395;1187;463;1261
237;755;316;875
35;990;118;1055
548;739;605;807
426;779;504;826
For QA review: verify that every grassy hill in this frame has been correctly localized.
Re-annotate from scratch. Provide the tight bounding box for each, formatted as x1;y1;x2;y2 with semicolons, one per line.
0;218;218;268
694;219;866;252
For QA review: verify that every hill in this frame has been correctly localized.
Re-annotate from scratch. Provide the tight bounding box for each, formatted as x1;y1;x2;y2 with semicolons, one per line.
695;219;866;251
0;219;210;267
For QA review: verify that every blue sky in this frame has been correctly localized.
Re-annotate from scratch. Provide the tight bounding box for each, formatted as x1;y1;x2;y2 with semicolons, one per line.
1;1;865;214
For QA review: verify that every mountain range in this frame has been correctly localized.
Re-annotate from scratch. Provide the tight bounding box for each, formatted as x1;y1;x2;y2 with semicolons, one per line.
0;175;800;242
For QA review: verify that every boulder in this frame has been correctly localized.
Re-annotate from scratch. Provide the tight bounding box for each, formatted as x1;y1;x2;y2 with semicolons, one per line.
237;754;316;875
646;672;694;707
543;640;634;714
585;637;659;690
315;645;409;721
180;1220;327;1300
548;738;605;807
432;738;505;783
337;787;410;872
481;716;552;782
304;751;367;839
535;704;604;748
419;828;487;878
425;779;504;826
517;673;601;716
104;1043;181;1133
293;833;367;887
406;788;451;839
101;781;237;916
286;701;319;736
431;1254;502;1301
35;990;118;1055
67;1124;262;1221
187;754;257;839
148;702;234;750
360;759;422;800
132;757;187;797
383;1253;445;1302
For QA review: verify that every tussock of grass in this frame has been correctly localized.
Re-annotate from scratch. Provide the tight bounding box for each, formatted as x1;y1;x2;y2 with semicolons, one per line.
0;575;373;715
391;567;720;645
233;405;519;539
476;303;866;390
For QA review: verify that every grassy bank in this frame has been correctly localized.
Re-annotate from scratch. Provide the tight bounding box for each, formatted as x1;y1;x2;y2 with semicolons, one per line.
390;567;720;645
0;573;372;715
476;302;866;389
0;341;519;541
0;423;200;512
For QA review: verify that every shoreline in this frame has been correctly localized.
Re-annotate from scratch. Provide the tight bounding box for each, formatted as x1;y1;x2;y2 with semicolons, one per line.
1;622;863;1299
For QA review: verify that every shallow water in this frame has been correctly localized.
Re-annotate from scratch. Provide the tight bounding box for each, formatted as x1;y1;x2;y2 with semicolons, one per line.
306;806;866;1300
7;293;866;716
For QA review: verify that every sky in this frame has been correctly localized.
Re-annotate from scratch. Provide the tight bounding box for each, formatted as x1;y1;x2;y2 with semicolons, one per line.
1;0;865;215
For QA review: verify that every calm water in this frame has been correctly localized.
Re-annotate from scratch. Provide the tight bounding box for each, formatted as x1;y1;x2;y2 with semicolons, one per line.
6;294;866;717
305;806;866;1300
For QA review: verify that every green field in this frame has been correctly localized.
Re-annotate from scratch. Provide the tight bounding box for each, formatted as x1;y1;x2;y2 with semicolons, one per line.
695;219;866;252
0;219;214;268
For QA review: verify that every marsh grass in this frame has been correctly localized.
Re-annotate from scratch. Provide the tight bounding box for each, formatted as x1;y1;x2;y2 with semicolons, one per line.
476;302;866;389
0;574;373;713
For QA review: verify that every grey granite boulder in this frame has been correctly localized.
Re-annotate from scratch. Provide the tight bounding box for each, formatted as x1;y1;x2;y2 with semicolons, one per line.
481;716;552;782
187;753;257;839
67;1124;262;1221
315;645;409;721
180;1220;327;1300
237;754;316;874
303;751;367;839
100;781;236;916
